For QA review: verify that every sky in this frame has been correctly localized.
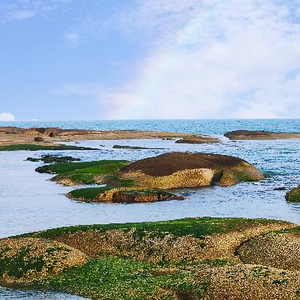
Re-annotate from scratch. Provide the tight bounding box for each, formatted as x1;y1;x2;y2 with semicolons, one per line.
1;0;300;121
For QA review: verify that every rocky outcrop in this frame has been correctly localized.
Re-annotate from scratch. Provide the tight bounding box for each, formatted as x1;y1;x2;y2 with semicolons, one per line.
0;237;87;285
113;145;164;150
286;185;300;202
0;126;202;146
224;130;300;140
175;136;220;144
118;152;264;189
67;188;185;203
26;155;81;164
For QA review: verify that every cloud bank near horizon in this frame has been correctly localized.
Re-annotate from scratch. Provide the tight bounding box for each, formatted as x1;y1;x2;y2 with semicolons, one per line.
0;113;15;121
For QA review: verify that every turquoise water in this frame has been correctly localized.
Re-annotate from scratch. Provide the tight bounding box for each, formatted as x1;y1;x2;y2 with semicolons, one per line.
1;119;300;299
1;118;300;134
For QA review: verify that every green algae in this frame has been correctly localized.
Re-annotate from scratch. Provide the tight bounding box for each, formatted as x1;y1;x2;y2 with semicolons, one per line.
36;160;129;175
0;144;97;151
28;217;281;240
68;187;113;201
2;217;293;299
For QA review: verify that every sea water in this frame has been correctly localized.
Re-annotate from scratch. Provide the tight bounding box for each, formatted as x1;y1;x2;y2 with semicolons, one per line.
0;119;300;299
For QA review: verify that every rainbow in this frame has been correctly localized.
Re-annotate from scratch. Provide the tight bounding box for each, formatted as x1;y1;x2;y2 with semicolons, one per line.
109;0;226;119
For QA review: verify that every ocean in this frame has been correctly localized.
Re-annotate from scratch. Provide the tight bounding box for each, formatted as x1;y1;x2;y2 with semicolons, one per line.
1;119;300;299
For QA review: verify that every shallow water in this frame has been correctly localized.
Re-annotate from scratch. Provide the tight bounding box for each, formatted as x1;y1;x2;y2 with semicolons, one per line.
1;119;300;299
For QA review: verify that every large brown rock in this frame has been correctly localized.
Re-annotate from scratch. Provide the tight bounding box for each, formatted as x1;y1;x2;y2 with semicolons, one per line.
119;152;264;189
225;130;300;140
286;185;300;202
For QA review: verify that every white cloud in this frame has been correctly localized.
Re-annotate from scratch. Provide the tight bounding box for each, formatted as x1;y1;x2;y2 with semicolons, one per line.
98;0;300;119
0;0;72;22
64;32;81;46
0;113;15;121
10;10;35;20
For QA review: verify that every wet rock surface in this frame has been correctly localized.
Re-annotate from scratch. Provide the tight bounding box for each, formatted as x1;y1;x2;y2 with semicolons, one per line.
26;155;81;164
175;136;220;144
113;145;164;150
224;130;300;140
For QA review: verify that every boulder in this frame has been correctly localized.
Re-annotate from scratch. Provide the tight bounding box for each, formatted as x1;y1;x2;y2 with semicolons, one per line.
286;185;300;202
118;152;264;189
224;130;300;140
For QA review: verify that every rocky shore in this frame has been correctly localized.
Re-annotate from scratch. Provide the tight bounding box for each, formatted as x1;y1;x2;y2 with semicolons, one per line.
1;218;299;299
33;152;264;203
0;126;206;147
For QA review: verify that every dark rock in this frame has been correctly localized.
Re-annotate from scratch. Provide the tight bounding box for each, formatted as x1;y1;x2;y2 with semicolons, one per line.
34;136;44;142
113;145;164;150
175;136;220;144
41;155;81;163
274;187;286;191
224;130;300;140
26;157;40;162
111;190;185;203
27;155;81;164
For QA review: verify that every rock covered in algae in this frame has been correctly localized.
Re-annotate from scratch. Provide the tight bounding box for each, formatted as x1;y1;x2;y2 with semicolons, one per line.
0;237;88;285
118;152;264;189
286;185;300;202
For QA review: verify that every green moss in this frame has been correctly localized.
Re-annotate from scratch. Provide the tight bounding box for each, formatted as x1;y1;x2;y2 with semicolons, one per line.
272;279;289;285
286;186;300;203
0;246;46;279
36;160;129;175
68;187;113;201
251;266;271;278
0;144;97;151
36;257;209;300
4;217;292;299
27;217;281;241
104;175;134;187
272;226;300;235
234;172;255;182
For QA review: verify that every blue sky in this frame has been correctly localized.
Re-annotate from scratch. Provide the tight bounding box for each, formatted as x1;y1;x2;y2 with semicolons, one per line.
1;0;300;121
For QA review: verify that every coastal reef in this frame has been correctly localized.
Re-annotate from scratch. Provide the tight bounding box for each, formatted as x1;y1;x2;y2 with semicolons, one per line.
224;130;300;140
0;126;208;147
1;218;299;299
34;152;264;203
